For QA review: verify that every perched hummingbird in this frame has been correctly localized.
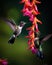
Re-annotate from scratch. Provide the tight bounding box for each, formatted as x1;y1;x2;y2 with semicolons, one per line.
2;18;26;44
34;33;52;59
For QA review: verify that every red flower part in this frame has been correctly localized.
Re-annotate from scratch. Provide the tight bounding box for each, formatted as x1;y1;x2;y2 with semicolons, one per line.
22;3;40;17
25;33;33;39
20;0;27;3
26;27;32;31
35;23;39;32
29;30;34;35
31;47;38;54
26;11;40;22
20;0;42;55
34;5;38;12
25;35;30;38
21;5;31;16
28;39;32;45
22;8;31;16
20;0;32;8
22;7;40;17
28;37;35;49
31;0;41;5
28;40;35;49
31;9;40;16
32;17;42;25
30;4;39;12
0;59;8;65
29;15;34;21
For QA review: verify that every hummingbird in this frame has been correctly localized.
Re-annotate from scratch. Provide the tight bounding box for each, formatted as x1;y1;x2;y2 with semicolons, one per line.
2;18;26;44
36;45;44;59
34;33;52;48
34;33;52;59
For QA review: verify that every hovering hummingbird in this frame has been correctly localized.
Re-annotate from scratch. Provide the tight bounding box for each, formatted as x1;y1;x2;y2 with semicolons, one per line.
2;18;26;44
35;34;52;48
34;33;52;59
36;45;44;59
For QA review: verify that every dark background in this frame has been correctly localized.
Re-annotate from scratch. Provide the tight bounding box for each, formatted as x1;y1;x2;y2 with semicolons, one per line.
0;0;52;65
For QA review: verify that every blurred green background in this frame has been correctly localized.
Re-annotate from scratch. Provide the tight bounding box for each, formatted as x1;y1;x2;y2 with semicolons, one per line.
0;0;52;65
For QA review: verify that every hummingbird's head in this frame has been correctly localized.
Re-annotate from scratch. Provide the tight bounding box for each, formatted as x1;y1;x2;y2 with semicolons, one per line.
20;21;26;27
36;31;41;37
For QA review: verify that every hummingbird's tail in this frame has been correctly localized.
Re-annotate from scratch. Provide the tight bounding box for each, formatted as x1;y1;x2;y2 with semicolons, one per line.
8;34;16;44
8;30;17;44
36;50;44;60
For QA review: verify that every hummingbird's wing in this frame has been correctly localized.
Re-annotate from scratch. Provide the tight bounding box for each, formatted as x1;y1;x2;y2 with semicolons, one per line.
40;34;52;43
2;18;17;31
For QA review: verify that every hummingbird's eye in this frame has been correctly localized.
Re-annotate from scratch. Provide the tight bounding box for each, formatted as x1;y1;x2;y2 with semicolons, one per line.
36;31;41;37
20;21;26;26
20;22;23;26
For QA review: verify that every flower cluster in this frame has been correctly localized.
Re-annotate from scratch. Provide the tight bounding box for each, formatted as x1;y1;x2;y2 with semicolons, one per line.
0;59;8;65
20;0;42;54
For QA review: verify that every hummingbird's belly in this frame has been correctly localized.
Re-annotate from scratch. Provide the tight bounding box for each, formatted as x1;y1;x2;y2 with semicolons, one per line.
16;28;21;36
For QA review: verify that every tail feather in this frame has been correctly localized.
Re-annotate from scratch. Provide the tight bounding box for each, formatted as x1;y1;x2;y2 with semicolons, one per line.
36;50;44;60
8;35;16;44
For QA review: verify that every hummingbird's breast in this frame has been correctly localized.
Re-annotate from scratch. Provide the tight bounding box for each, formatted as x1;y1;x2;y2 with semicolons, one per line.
16;26;22;36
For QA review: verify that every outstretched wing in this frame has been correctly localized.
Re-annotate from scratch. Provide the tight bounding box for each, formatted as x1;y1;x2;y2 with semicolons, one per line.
2;18;17;31
40;34;52;43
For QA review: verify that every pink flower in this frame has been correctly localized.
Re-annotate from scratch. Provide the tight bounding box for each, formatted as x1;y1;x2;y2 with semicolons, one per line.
31;0;41;5
20;0;42;55
29;15;34;21
22;8;31;16
34;5;38;12
35;23;39;32
2;61;8;65
21;2;40;17
0;59;8;65
31;47;38;54
20;0;30;4
28;39;32;45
